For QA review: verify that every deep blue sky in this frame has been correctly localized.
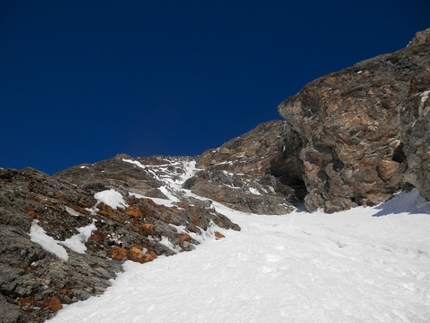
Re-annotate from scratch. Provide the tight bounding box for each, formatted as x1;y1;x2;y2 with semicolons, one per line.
1;1;429;175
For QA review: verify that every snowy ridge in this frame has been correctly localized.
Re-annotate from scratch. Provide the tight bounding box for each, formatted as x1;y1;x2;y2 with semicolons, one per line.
49;157;430;323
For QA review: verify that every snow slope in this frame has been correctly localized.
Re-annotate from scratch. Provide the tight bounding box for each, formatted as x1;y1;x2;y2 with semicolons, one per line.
49;161;430;323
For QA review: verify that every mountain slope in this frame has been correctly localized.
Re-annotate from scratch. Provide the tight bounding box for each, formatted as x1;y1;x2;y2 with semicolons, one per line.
50;188;430;323
1;28;430;323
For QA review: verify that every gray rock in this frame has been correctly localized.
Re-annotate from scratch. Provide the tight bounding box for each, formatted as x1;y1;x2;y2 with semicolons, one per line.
0;296;21;323
188;120;301;215
398;89;430;200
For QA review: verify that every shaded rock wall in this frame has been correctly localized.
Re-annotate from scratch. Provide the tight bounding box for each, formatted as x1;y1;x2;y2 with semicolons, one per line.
399;90;430;200
184;120;303;214
278;28;430;212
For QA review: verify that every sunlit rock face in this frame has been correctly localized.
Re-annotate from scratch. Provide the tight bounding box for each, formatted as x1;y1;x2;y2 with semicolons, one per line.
278;28;430;212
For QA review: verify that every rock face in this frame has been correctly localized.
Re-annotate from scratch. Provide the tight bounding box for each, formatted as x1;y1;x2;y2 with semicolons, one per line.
0;156;239;323
278;28;430;212
398;90;430;200
397;28;430;201
184;120;304;214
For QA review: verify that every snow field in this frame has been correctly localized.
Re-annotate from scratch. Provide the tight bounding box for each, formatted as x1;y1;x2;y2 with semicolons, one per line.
49;188;430;323
48;160;430;322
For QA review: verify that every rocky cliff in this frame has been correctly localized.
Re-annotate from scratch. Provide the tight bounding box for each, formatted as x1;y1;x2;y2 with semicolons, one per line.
1;28;429;322
278;28;430;212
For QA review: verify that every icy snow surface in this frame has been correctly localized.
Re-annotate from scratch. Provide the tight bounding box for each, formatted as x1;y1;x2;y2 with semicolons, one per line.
49;160;430;323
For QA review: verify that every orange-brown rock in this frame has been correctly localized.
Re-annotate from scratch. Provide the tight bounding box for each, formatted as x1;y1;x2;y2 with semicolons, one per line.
192;214;199;226
26;209;37;219
136;223;155;236
177;233;192;242
377;160;401;182
144;198;158;207
214;232;225;239
42;297;63;312
125;206;140;218
109;246;127;261
90;232;105;242
143;250;158;263
127;246;145;263
163;212;170;221
19;298;33;307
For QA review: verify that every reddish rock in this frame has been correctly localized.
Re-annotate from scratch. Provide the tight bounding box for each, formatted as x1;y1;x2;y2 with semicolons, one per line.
18;298;33;307
42;297;63;312
137;223;155;236
177;233;192;242
125;206;140;218
109;246;127;261
163;212;171;222
90;232;105;242
26;209;37;219
214;232;225;239
127;246;145;263
143;250;158;263
377;160;401;182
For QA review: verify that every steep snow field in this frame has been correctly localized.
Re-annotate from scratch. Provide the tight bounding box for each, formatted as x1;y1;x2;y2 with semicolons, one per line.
49;186;430;323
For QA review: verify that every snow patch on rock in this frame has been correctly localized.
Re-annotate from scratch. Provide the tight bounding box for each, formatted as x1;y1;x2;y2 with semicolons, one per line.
94;189;128;209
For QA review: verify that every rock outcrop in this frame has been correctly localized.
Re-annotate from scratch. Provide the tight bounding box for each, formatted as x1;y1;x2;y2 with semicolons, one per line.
278;28;430;212
183;120;304;214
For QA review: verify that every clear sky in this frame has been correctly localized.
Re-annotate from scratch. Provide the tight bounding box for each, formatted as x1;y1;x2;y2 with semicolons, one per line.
1;1;429;175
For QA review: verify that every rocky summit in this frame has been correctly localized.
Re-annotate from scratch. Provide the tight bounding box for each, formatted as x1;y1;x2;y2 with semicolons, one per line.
1;28;430;322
